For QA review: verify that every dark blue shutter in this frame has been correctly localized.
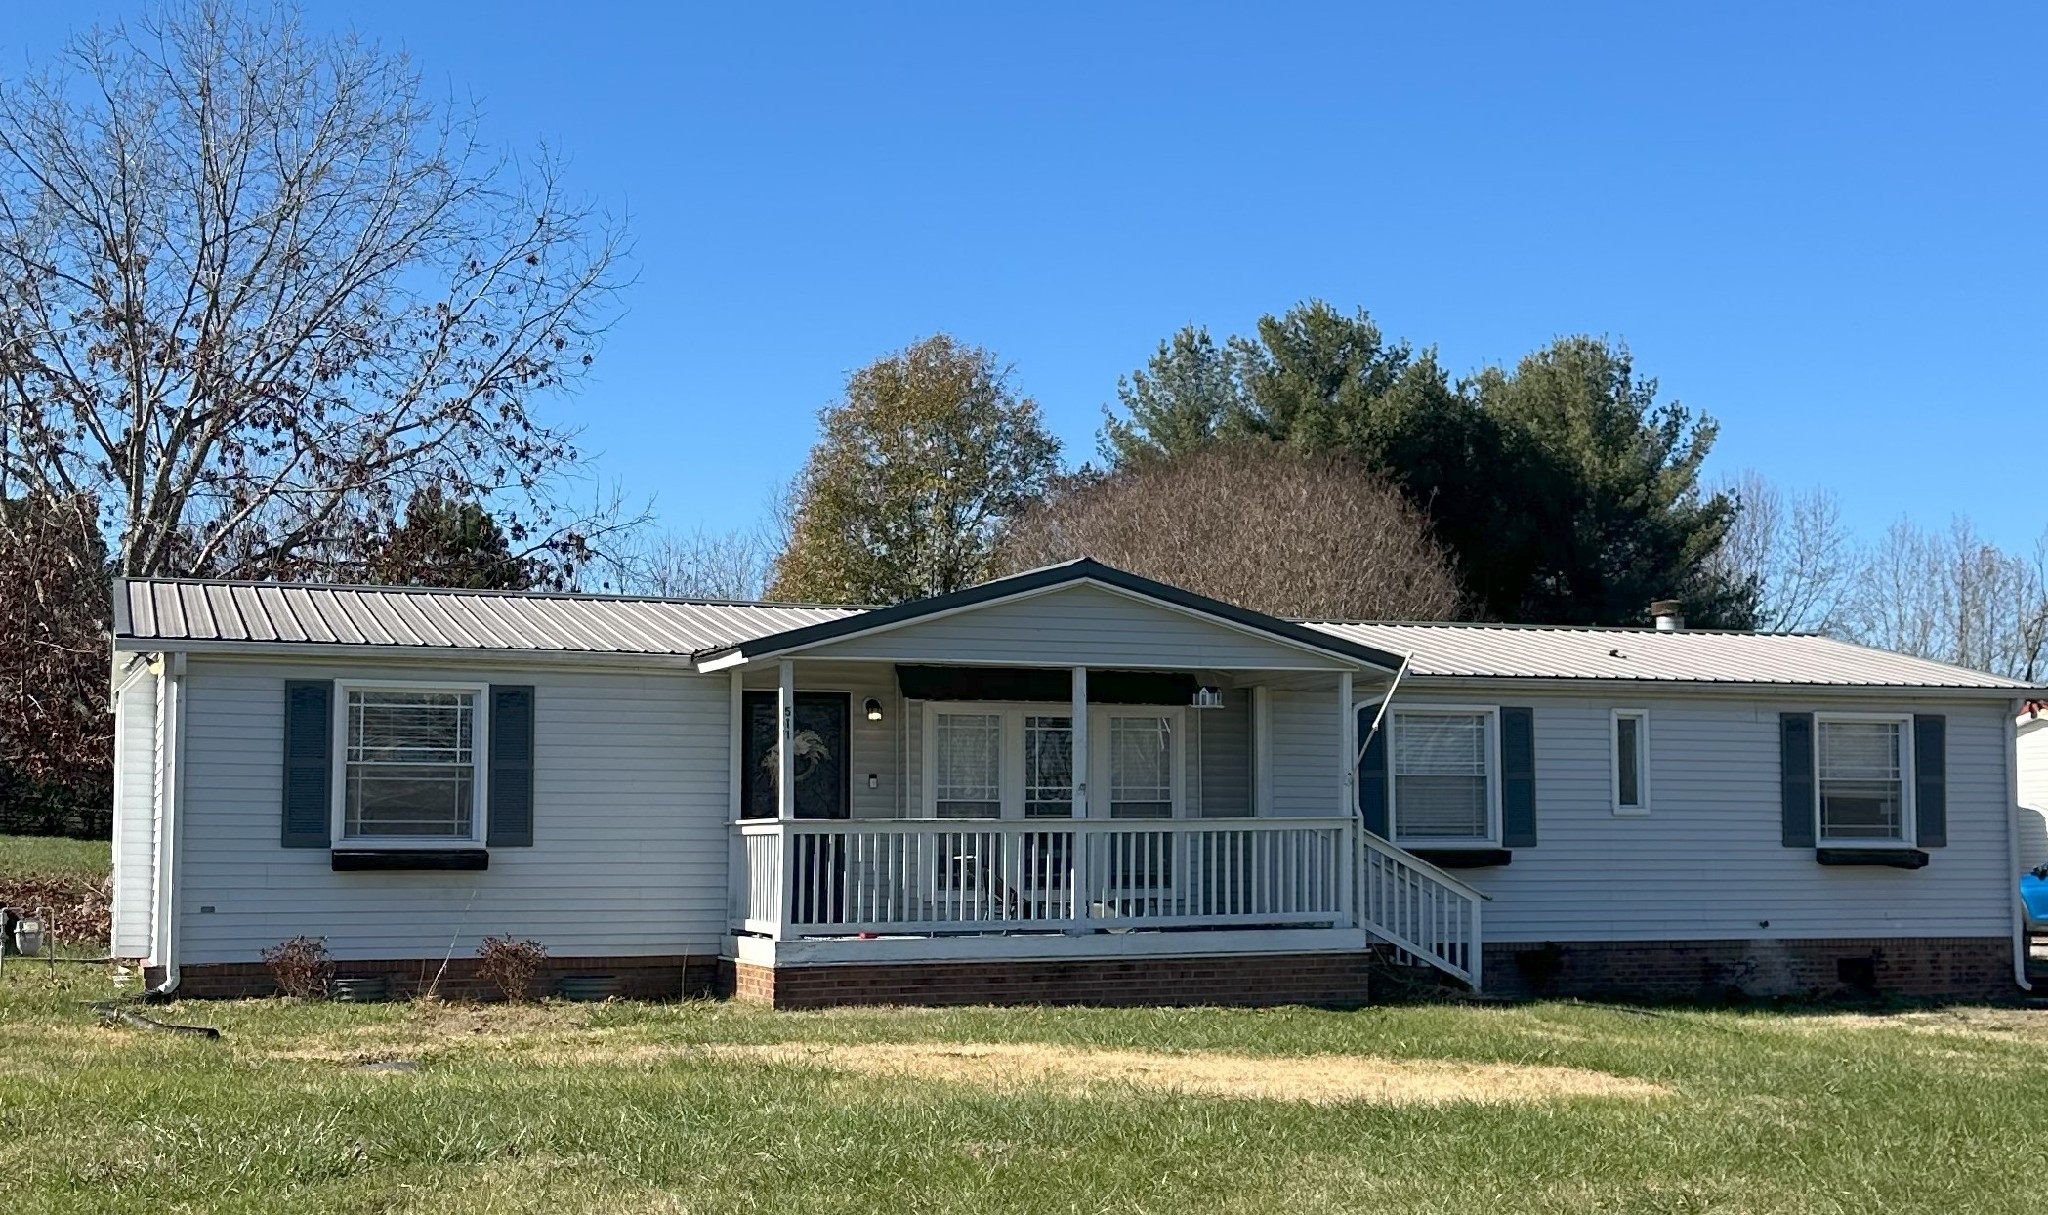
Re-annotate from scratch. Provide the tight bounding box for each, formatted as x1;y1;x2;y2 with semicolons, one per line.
1358;708;1389;837
1500;707;1537;848
1780;713;1816;847
1914;714;1947;847
281;680;333;848
486;686;535;847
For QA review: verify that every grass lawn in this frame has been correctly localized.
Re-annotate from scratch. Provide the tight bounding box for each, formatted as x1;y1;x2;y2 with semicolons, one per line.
0;833;111;882
5;961;2048;1214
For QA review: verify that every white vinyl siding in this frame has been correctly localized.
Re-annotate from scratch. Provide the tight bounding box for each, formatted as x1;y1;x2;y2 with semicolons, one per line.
1267;684;1346;818
109;668;158;959
1420;690;2011;944
172;658;732;964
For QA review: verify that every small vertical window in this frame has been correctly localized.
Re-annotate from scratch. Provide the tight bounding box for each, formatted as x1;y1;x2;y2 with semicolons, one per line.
1023;715;1074;818
933;712;1002;819
1108;715;1174;819
1612;709;1649;816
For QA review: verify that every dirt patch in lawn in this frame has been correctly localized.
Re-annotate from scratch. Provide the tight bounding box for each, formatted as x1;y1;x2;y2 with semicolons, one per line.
700;1041;1668;1106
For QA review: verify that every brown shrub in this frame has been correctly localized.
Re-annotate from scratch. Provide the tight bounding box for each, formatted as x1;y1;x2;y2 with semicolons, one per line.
476;935;548;1002
261;935;333;998
998;443;1463;621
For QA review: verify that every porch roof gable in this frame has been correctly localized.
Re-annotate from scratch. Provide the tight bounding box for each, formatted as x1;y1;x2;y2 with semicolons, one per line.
693;559;1409;673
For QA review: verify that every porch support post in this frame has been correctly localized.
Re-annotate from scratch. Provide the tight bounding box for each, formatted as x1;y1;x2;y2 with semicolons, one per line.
728;670;744;822
1337;671;1354;817
1070;666;1089;817
777;659;796;821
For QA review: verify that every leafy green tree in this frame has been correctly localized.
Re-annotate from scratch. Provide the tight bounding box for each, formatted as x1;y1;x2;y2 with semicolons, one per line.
1470;337;1752;627
1098;303;1752;625
1096;327;1250;465
367;486;533;590
770;335;1061;605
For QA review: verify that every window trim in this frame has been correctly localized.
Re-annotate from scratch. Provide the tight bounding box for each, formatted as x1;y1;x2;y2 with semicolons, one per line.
331;679;491;849
1611;708;1651;817
1812;711;1915;848
1388;703;1501;849
920;701;1186;819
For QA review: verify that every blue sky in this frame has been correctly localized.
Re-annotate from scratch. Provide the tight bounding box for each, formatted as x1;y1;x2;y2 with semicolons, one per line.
7;3;2044;548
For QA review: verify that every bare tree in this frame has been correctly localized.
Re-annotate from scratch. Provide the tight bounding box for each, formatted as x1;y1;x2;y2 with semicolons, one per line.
997;443;1463;621
1715;470;1858;633
1843;515;2048;679
0;1;623;579
629;527;773;600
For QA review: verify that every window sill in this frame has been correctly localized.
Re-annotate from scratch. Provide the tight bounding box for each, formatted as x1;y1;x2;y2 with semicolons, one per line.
331;848;489;872
1408;848;1512;869
1815;847;1928;870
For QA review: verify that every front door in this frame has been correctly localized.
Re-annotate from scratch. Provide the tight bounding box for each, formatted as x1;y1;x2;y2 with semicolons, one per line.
740;691;851;820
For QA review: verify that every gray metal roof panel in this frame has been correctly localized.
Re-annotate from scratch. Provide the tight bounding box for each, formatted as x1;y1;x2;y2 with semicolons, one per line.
1301;620;2038;690
116;578;861;656
116;576;2033;691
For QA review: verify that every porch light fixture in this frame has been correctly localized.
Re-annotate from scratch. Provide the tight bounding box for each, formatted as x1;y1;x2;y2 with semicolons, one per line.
864;698;884;722
1191;686;1223;709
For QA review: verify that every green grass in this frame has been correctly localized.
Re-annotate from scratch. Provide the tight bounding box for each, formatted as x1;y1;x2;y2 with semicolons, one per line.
5;963;2048;1214
0;834;111;882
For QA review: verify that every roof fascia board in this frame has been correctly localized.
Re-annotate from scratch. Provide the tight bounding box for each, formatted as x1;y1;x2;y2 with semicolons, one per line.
111;637;704;671
699;651;1371;675
1401;674;2040;699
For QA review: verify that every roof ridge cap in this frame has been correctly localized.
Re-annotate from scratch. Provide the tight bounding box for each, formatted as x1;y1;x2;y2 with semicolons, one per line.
119;575;877;613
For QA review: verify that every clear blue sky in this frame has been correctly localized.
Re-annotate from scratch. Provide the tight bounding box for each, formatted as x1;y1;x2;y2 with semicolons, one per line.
7;3;2044;548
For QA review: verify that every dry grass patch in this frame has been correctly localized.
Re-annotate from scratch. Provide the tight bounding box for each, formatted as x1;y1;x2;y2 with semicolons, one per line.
700;1041;1670;1106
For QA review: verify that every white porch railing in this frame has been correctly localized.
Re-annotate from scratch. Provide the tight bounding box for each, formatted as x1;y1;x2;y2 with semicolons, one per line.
1357;830;1489;990
731;817;1355;939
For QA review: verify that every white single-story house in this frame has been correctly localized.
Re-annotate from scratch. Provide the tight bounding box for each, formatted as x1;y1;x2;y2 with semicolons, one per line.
106;559;2042;1006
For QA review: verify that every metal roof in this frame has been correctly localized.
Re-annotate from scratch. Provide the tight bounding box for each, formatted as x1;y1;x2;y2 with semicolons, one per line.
1302;620;2039;690
113;575;2043;692
115;578;859;656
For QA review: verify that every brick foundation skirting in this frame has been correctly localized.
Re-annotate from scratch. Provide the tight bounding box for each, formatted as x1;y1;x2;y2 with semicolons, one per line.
1481;936;2017;1002
152;954;721;1001
726;952;1374;1011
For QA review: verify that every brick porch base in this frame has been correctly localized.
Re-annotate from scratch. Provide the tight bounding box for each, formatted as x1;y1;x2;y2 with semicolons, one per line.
1481;936;2017;1002
151;954;721;1001
726;951;1374;1011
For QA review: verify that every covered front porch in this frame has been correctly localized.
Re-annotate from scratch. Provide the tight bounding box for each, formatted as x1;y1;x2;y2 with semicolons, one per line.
699;564;1484;997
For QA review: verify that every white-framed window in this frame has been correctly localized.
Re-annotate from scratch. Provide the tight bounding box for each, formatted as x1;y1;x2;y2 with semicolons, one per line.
1815;714;1913;844
1023;714;1074;818
1612;709;1650;816
1390;706;1498;846
334;682;488;844
922;703;1184;819
933;711;1002;819
1106;714;1174;819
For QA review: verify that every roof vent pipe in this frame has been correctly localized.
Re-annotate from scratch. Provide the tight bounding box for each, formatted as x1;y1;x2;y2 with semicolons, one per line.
1650;600;1685;632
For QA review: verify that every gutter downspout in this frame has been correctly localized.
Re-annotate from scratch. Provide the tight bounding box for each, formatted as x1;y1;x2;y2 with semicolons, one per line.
2009;699;2032;992
147;652;186;999
1356;654;1412;769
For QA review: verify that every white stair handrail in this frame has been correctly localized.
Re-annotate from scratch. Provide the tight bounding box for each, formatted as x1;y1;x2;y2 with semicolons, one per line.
1356;828;1490;991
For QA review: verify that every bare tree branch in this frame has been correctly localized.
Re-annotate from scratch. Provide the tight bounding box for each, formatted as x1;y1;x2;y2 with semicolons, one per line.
0;1;625;579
